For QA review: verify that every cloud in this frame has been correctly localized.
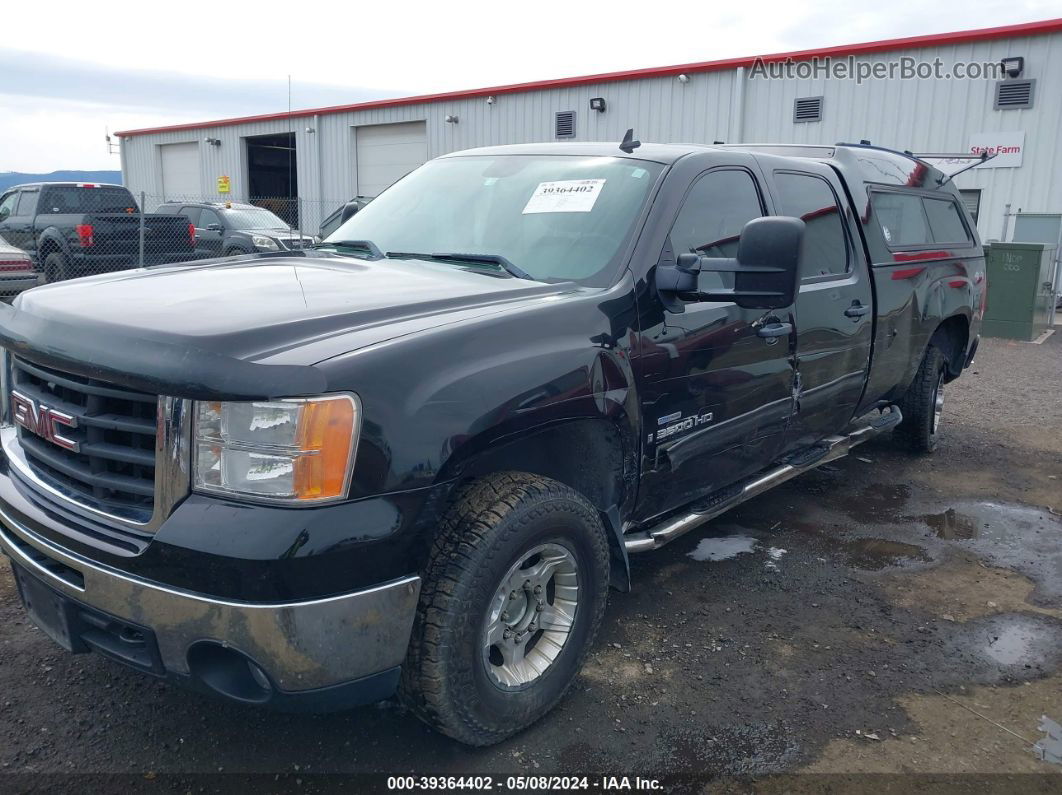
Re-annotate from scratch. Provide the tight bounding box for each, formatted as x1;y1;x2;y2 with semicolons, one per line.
0;50;403;119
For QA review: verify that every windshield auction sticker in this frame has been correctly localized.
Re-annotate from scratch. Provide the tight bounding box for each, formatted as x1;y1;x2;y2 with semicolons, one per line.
523;179;606;214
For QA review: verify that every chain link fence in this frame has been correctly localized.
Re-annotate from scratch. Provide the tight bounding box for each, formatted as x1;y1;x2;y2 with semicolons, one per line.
0;183;360;291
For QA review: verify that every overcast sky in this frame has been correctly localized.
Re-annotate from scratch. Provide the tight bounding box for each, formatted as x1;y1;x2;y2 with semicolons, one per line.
1;0;1056;172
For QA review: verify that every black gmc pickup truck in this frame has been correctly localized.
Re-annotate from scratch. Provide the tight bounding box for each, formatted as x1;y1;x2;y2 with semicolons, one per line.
0;141;983;745
0;182;195;281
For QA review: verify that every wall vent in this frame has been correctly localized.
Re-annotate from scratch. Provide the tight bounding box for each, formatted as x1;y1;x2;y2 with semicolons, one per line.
793;96;824;123
994;79;1035;110
555;110;576;138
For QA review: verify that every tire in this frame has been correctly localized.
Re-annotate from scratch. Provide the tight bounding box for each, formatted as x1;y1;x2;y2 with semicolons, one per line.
43;252;70;283
894;343;947;453
400;472;610;746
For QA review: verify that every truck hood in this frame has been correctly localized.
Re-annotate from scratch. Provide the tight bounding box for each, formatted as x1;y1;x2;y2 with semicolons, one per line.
0;254;576;399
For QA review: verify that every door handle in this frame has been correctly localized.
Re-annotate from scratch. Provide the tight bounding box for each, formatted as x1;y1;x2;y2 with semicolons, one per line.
844;303;870;318
756;321;793;339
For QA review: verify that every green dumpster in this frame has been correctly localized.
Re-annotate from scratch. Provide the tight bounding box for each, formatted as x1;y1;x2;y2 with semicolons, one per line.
982;242;1058;341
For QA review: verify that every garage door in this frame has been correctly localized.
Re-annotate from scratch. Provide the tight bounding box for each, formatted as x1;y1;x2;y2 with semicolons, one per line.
160;142;201;199
355;121;427;198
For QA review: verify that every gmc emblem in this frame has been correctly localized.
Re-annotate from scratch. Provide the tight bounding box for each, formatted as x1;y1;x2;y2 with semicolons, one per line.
10;390;80;453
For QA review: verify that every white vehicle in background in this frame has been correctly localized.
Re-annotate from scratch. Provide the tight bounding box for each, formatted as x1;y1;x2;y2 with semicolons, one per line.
0;234;40;297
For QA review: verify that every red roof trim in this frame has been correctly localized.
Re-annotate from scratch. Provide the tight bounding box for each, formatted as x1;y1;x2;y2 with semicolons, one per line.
115;18;1062;138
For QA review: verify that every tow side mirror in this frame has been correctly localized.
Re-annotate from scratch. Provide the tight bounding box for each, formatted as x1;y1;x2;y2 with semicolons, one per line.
656;216;804;312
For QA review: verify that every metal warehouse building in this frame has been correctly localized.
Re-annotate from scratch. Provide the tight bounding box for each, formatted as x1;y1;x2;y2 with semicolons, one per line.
117;18;1062;244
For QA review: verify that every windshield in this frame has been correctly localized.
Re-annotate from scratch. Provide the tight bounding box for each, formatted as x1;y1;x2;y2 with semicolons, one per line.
224;208;288;229
325;155;664;285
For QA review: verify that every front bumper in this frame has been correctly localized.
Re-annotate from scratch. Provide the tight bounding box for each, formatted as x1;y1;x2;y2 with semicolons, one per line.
0;274;44;294
0;501;421;707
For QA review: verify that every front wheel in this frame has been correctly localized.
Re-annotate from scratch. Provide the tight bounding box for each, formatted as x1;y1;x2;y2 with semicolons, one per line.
400;472;610;746
894;343;947;453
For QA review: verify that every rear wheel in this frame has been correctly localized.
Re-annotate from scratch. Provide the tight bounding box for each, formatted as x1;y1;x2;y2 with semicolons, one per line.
894;343;947;453
400;472;610;746
43;252;70;283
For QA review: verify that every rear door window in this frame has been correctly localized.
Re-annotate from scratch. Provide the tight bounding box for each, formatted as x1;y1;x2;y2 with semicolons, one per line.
923;197;971;245
773;171;850;279
15;190;39;216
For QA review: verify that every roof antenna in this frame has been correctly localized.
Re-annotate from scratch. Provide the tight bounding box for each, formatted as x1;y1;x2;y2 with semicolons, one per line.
619;128;641;154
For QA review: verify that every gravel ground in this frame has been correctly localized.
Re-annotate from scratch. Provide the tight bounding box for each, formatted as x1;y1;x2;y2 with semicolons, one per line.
1;333;1061;791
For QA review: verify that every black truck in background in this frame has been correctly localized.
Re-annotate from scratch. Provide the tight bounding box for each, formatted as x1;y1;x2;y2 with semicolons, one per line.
0;141;983;746
0;183;195;282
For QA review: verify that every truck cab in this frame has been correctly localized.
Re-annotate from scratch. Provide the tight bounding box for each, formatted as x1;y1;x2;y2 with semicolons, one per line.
0;140;982;746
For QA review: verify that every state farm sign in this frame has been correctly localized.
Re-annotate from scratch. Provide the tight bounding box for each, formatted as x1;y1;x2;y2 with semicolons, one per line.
970;131;1025;168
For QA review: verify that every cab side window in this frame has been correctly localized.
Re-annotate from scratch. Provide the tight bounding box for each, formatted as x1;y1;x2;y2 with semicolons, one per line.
179;207;202;227
923;197;971;245
870;192;930;247
773;172;849;279
668;169;764;289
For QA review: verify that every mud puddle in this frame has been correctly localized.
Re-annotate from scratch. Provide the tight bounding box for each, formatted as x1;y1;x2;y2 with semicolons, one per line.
922;501;1062;604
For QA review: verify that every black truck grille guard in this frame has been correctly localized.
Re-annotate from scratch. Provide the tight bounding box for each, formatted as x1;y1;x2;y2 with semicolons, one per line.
1;353;191;535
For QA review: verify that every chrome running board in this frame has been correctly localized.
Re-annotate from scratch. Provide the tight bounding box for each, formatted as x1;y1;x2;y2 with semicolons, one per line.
624;407;902;553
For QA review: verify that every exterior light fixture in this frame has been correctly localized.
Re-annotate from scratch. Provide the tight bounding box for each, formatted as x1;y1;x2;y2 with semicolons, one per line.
305;127;316;134
1001;56;1024;78
677;74;690;83
589;97;607;113
485;96;496;105
203;137;222;146
445;115;459;124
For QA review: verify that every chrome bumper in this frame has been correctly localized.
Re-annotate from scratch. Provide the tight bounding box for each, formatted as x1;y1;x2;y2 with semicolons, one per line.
0;503;421;693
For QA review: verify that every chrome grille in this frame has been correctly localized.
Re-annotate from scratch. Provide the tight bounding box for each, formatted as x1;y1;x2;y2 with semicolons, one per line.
10;357;158;523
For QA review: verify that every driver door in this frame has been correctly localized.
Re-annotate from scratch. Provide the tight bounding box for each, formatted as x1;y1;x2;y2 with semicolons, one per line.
633;166;796;521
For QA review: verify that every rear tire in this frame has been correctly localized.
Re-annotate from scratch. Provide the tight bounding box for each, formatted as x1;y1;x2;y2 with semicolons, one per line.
894;343;947;453
400;472;610;746
43;252;70;283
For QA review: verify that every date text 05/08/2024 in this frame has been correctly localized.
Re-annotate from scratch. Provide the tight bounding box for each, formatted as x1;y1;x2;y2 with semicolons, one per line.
385;775;664;791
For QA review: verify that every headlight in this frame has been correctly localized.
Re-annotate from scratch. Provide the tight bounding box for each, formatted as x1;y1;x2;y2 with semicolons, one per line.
193;395;359;504
251;235;279;250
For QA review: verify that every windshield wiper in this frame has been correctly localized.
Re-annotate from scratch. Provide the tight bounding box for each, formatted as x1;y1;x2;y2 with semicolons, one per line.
315;239;383;259
385;251;534;280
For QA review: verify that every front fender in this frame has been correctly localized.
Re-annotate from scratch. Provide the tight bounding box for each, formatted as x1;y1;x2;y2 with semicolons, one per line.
315;275;643;503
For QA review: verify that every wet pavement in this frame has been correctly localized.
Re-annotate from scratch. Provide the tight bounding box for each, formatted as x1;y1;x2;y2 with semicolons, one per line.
1;334;1061;785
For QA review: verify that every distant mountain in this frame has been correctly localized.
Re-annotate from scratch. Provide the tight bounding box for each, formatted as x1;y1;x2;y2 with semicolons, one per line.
0;170;122;192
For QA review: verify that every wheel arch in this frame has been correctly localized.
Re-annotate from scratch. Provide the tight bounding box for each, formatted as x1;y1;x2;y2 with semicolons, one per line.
36;230;68;260
434;417;636;591
930;313;970;382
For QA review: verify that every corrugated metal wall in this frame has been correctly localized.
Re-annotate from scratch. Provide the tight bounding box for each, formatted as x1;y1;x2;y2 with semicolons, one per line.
121;30;1061;241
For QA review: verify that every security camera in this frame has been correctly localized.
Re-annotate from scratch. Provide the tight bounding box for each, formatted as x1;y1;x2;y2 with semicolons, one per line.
485;96;495;105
